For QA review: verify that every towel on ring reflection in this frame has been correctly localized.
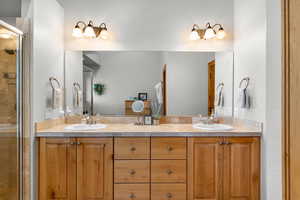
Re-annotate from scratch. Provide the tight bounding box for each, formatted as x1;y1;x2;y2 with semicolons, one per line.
215;87;224;107
238;88;251;109
74;89;83;108
155;82;163;104
52;87;64;110
151;82;163;116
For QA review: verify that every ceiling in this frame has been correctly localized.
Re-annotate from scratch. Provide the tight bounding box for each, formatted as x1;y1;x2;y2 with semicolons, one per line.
0;0;21;17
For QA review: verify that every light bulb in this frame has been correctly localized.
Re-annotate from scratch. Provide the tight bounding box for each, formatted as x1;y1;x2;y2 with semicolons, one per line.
190;30;200;40
72;25;83;38
0;33;12;39
216;28;226;39
83;24;96;38
99;29;109;40
204;27;216;40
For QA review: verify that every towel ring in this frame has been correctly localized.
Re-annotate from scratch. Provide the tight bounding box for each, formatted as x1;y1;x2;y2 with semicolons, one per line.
216;82;224;91
239;77;250;89
73;82;81;90
49;77;61;90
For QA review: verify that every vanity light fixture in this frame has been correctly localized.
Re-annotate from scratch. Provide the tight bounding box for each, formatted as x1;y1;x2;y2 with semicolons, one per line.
190;24;201;40
72;20;110;39
190;22;226;40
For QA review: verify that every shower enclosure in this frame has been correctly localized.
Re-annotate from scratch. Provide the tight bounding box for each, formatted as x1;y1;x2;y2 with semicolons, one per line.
0;20;23;200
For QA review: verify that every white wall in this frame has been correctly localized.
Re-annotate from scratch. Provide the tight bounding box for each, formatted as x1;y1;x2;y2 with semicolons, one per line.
233;1;267;199
21;0;31;17
234;0;282;200
32;0;64;121
215;51;234;116
93;51;163;115
59;0;233;51
233;0;266;122
65;51;83;113
166;52;214;115
265;0;282;199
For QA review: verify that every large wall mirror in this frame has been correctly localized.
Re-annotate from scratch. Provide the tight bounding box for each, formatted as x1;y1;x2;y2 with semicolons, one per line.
64;51;234;117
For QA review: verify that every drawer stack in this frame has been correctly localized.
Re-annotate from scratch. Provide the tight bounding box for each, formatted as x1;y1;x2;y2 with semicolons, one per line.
151;138;187;200
114;138;151;200
114;137;187;200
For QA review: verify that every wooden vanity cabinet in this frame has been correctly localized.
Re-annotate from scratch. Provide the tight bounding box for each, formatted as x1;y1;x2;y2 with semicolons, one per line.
39;138;76;200
188;137;223;200
39;137;113;200
76;138;113;200
38;136;260;200
223;137;260;200
188;137;260;200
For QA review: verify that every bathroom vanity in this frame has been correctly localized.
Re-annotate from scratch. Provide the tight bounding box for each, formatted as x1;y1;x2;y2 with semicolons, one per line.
36;49;261;200
36;121;261;200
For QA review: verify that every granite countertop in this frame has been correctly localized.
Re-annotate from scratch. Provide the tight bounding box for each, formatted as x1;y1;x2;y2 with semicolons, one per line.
36;123;262;137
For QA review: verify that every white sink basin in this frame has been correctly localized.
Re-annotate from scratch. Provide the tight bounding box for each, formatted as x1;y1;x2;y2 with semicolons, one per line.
64;124;107;131
193;123;233;131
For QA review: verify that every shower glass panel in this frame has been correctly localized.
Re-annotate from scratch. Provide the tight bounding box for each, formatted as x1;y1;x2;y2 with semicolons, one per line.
0;22;23;200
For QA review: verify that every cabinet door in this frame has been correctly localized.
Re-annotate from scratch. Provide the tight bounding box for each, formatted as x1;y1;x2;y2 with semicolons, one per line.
223;137;260;200
39;138;76;200
188;137;223;200
76;138;113;200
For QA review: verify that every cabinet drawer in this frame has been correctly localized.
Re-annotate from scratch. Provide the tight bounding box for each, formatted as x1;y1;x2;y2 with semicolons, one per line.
114;138;150;159
114;184;150;200
114;160;150;183
151;160;186;183
151;138;187;159
151;184;186;200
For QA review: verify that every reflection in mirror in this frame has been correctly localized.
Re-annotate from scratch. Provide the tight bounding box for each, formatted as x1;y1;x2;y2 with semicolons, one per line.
64;51;234;117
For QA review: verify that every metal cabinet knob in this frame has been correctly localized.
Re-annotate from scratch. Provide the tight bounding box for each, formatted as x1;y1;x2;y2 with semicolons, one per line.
219;140;233;145
77;141;81;145
129;193;136;199
166;193;173;198
70;142;75;145
167;146;173;151
129;169;136;175
166;169;173;175
130;147;136;152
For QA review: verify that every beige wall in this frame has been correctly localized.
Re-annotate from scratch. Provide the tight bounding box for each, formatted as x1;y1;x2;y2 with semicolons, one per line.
0;34;18;200
0;38;17;124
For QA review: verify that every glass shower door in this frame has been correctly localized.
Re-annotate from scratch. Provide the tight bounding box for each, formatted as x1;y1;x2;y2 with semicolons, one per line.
0;22;23;200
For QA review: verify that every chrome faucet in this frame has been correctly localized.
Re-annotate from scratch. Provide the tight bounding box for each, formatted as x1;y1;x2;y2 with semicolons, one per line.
202;109;218;124
82;114;96;124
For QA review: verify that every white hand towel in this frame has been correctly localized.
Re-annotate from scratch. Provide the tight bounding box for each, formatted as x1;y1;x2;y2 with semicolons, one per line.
155;82;163;105
238;88;251;109
215;88;224;107
74;89;83;108
52;88;64;110
152;82;163;116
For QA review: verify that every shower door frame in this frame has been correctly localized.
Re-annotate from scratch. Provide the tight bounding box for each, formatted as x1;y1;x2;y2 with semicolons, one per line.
0;20;24;200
